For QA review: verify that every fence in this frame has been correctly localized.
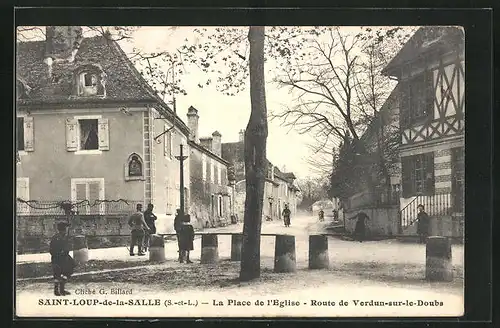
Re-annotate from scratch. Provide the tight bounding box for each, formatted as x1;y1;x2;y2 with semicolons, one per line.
16;199;140;216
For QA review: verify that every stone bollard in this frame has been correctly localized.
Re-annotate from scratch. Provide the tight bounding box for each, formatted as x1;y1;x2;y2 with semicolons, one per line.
309;235;329;269
230;234;243;261
200;234;219;264
425;236;453;281
274;235;296;273
72;235;89;265
149;234;166;262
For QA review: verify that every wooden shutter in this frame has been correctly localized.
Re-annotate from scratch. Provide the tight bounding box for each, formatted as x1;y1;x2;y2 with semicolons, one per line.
401;156;413;198
424;152;435;195
163;124;168;157
66;118;78;151
98;118;110;151
23;116;34;152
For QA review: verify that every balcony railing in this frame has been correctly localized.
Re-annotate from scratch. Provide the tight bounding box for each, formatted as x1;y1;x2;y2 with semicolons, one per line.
399;193;453;230
16;199;140;216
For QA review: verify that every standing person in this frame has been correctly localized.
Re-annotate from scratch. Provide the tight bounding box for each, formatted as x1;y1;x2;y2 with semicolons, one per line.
282;204;291;227
318;209;325;222
416;204;430;244
143;203;157;252
351;211;370;242
178;214;195;264
333;209;339;222
174;209;183;262
50;222;75;296
128;204;149;256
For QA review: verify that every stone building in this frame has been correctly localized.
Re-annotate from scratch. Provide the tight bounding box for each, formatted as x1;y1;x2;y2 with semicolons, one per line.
16;26;190;235
221;130;300;221
382;26;465;238
185;106;234;228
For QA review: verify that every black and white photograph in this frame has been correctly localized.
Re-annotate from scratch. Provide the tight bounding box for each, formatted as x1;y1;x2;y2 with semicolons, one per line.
15;24;465;317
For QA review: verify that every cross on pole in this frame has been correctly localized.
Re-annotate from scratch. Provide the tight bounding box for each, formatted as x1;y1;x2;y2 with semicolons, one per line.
175;144;189;217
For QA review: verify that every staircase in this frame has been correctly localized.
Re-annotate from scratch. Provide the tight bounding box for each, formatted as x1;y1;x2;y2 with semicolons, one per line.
399;193;453;234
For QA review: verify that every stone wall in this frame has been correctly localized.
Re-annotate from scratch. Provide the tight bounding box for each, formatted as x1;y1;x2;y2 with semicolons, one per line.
16;215;132;254
344;206;399;236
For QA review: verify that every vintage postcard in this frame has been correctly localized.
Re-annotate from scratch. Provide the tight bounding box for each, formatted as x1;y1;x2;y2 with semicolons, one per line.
15;25;464;318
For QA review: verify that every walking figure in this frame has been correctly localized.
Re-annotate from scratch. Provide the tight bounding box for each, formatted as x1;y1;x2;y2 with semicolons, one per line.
178;214;195;264
143;203;157;252
318;209;325;222
50;222;75;296
174;209;183;262
128;203;150;256
282;204;291;227
416;204;430;244
350;211;370;242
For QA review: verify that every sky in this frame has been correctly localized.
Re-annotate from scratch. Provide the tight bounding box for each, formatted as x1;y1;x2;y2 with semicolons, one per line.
119;27;331;179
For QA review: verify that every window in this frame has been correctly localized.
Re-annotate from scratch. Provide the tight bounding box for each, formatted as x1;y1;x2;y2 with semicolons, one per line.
164;124;173;159
17;117;24;151
210;160;215;183
71;178;105;215
66;116;109;153
217;163;222;185
202;154;207;181
401;71;434;126
79;72;98;96
79;119;99;150
401;153;435;197
16;178;30;215
218;195;223;217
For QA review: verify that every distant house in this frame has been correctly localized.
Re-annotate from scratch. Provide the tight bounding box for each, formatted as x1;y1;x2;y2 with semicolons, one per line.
221;130;300;221
16;26;190;234
382;26;465;238
185;106;234;229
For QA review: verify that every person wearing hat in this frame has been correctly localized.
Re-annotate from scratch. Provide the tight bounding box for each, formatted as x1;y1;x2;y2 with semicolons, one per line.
128;203;150;256
178;214;195;264
49;222;75;296
416;204;430;244
282;204;291;227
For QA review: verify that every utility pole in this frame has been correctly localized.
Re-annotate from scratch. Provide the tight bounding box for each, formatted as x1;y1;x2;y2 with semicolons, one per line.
175;144;188;217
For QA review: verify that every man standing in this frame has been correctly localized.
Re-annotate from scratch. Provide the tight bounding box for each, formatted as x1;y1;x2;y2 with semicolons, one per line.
143;203;157;252
282;204;291;227
128;204;150;256
50;222;75;296
416;204;430;244
174;209;183;262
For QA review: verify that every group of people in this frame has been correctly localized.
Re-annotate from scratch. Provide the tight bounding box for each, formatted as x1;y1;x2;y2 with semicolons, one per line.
128;203;157;256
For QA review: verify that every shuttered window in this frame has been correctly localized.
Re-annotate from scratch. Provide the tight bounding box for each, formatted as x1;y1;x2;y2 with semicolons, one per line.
401;152;435;197
202;154;207;181
71;178;105;215
401;70;434;127
66;116;109;152
16;178;30;215
17;117;25;151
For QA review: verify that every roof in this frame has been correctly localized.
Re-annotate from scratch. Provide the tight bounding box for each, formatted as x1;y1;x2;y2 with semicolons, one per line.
382;26;465;77
189;140;229;166
16;35;190;135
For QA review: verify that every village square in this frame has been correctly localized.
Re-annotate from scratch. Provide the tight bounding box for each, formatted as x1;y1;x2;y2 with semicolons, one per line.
15;25;464;317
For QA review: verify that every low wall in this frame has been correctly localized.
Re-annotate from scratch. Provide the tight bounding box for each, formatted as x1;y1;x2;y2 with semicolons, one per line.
16;215;133;254
402;215;464;238
344;206;399;236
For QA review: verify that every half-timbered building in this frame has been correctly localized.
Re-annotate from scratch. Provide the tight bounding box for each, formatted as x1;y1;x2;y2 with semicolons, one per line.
382;26;465;238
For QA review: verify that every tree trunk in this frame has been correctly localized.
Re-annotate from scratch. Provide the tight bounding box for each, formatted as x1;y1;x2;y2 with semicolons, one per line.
239;26;268;281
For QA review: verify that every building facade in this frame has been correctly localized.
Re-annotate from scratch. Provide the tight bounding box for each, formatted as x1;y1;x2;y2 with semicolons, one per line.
221;130;300;222
185;106;233;229
382;26;465;237
16;26;191;233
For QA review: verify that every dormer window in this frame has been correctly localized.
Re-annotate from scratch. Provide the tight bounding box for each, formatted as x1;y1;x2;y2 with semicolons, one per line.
73;64;106;98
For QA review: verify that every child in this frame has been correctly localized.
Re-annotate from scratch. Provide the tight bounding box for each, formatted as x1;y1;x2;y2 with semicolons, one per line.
178;214;195;264
50;222;75;296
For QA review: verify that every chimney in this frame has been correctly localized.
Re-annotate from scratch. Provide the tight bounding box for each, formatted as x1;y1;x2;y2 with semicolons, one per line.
186;106;199;143
45;26;83;63
212;131;222;157
239;129;245;142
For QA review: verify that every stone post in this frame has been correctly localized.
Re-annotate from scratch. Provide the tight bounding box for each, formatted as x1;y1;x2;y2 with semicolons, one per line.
309;235;329;269
426;236;453;281
149;234;166;262
200;234;219;264
72;235;88;264
274;235;296;273
230;233;243;261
